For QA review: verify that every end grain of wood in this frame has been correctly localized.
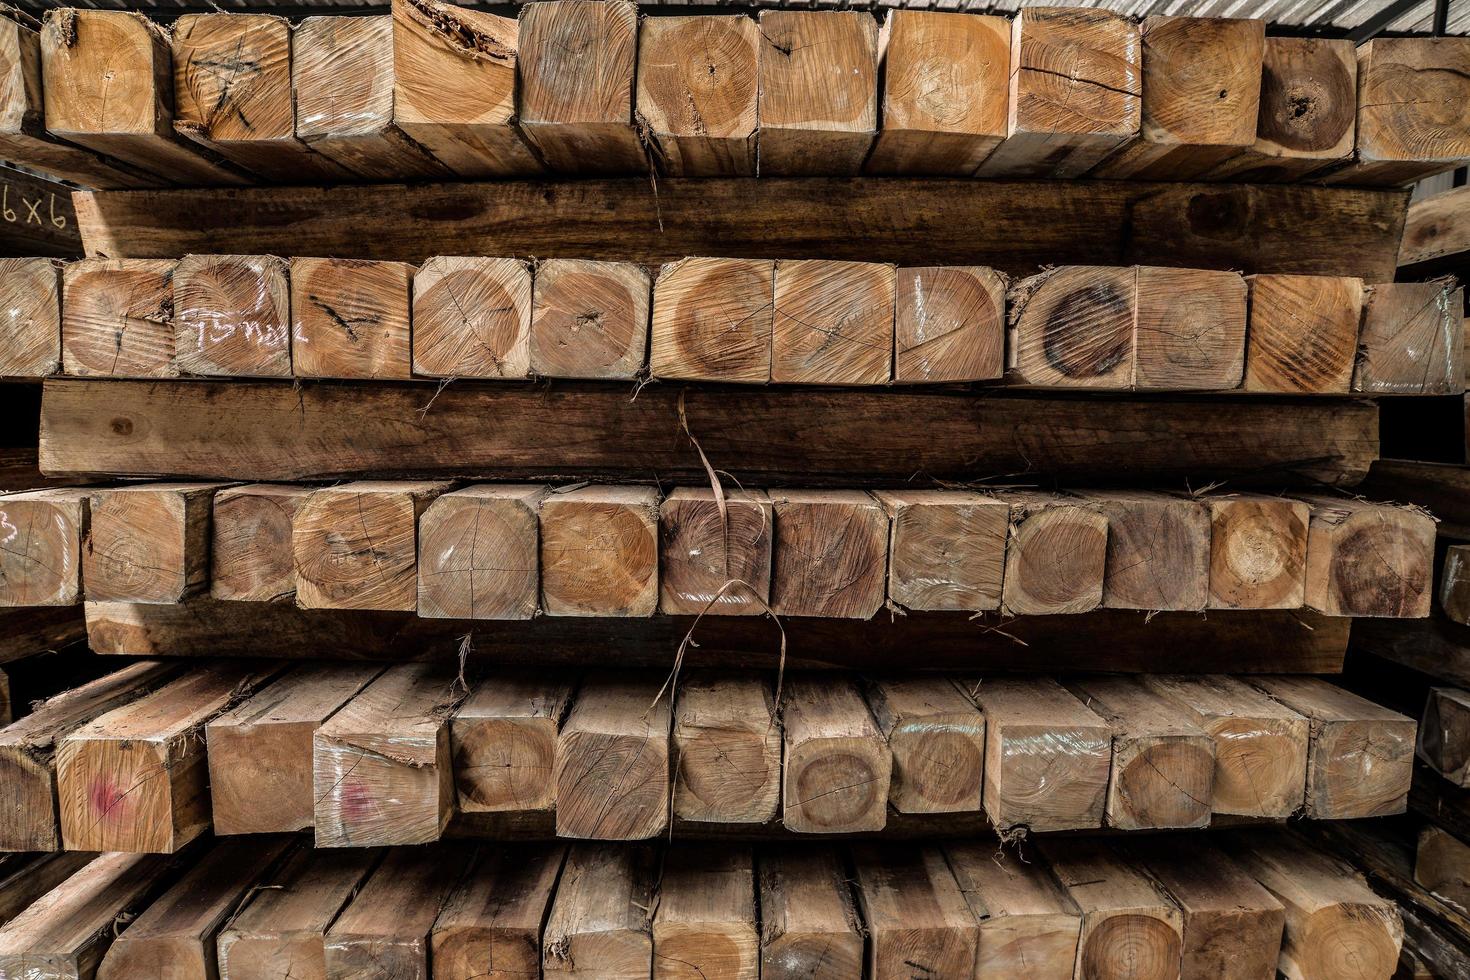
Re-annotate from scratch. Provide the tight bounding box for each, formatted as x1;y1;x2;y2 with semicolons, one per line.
61;258;176;379
517;0;644;175
171;253;291;378
0;489;87;607
530;259;650;380
391;0;542;179
756;11;878;176
540;485;659;618
0;257;60;378
636;16;759;176
865;11;1009;177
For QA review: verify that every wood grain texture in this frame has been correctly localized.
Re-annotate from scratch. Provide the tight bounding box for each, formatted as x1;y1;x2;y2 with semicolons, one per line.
1297;495;1435;618
893;265;1005;384
866;11;1008;176
0;257;59;378
1142;673;1308;818
324;844;472;978
291;257;415;380
391;0;542;179
172;253;291;378
432;844;565;980
1332;38;1470;187
771;260;893;385
412;256;532;379
1091;16;1264;181
877;490;1007;613
83;599;1352;674
85;483;224;604
38;380;1383;488
292;15;448;180
653;846;758;980
1040;837;1185;980
69;179;1410;282
946;841;1081;980
1007;266;1135;389
218;846;379;980
312;662;460;847
1132;839;1285;980
1000;492;1108;616
0;852;178;978
1090;490;1209;611
976;7;1140;179
781;676;890;834
650;257;773;383
554;674;670;840
294;480;450;612
756;11;877;176
171;14;349;182
968;676;1110;832
1205;494;1309;610
757;847;863;980
863;676;985;814
770;490;886;619
418;484;548;620
851;844;978;980
540;485;658;618
1250;675;1415;821
1222;831;1403;980
0;488;86;607
1068;675;1216;830
40;9;246;186
55;660;279;852
1202;37;1357;182
530;259;649;380
0;20;152;190
1400;184;1470;268
205;662;382;835
0;660;177;851
636;16;758;177
518;0;643;175
1354;281;1464;395
452;674;571;814
95;837;296;980
1415;825;1470;916
1134;266;1247;391
210;483;308;602
1242;274;1363;394
658;488;772;617
543;843;656;979
672;673;779;824
61;258;176;379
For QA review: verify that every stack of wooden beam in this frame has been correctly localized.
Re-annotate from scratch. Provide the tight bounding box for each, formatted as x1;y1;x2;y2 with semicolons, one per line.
0;4;1466;188
0;829;1410;980
0;2;1465;977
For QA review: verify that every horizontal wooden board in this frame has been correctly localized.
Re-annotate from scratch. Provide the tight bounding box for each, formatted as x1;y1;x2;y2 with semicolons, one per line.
70;179;1407;280
38;379;1379;487
85;598;1347;673
0;168;81;258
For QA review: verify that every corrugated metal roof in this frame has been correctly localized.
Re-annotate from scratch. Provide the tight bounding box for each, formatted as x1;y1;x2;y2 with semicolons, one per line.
4;0;1464;34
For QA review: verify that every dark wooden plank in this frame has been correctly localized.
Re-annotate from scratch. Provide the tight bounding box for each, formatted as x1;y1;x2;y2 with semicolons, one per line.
84;598;1347;673
38;379;1379;487
0;168;80;258
1353;616;1470;690
0;606;85;661
70;179;1406;280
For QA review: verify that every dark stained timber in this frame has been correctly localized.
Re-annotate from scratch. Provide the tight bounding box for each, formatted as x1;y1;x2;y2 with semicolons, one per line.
83;598;1347;673
38;379;1378;487
70;179;1407;281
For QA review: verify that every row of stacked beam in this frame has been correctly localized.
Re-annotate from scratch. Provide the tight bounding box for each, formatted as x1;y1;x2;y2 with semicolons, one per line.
0;660;1418;850
1;3;1467;188
2;254;1462;394
0;482;1436;619
0;830;1406;980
